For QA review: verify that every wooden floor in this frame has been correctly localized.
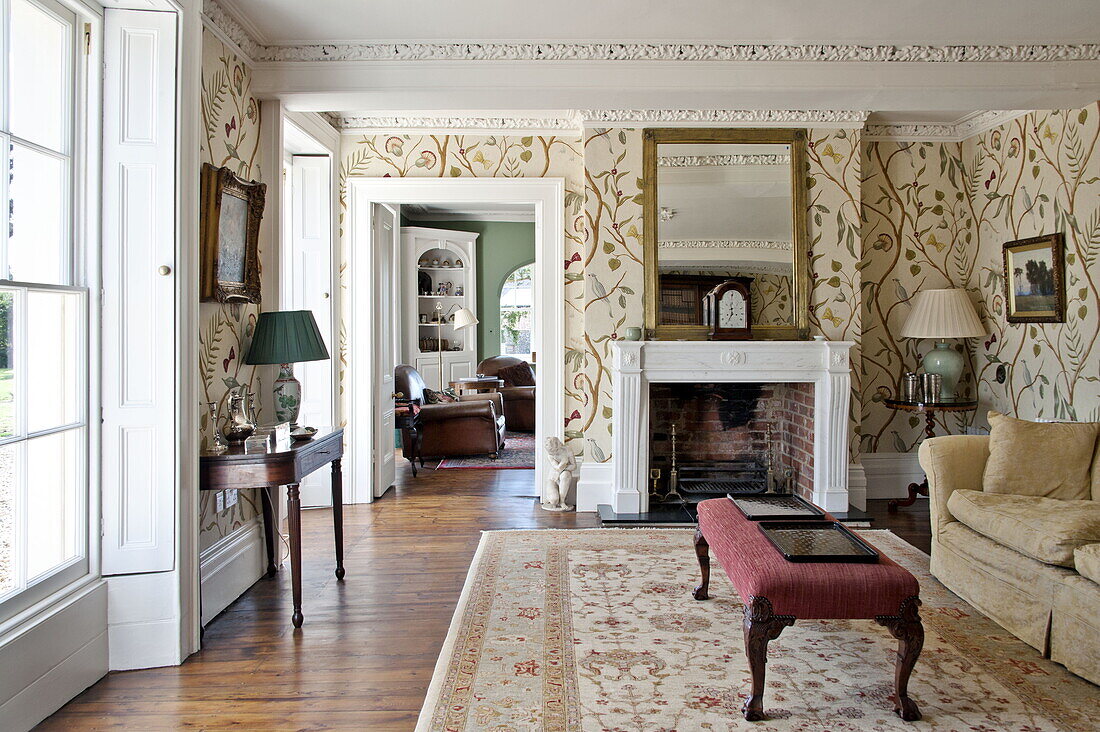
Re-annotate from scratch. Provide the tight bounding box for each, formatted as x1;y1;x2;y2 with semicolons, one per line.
38;458;929;731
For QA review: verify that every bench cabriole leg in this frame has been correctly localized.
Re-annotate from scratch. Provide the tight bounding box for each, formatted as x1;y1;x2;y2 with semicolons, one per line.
692;529;710;600
742;596;795;721
875;596;924;722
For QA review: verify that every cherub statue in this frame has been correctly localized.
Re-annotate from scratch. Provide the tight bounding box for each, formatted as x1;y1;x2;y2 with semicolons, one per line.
542;437;576;511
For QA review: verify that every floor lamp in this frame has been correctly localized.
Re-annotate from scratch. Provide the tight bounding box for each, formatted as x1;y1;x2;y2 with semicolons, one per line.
434;303;478;390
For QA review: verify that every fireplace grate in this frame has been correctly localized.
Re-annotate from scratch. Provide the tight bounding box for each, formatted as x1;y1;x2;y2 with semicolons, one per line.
679;479;766;494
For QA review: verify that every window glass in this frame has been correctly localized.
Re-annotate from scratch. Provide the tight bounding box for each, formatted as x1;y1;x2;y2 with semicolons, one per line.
7;143;67;284
0;443;19;597
25;429;80;580
26;290;80;432
0;291;15;438
9;0;70;153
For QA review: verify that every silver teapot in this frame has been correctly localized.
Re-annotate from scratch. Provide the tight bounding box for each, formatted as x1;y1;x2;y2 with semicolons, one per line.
221;386;257;444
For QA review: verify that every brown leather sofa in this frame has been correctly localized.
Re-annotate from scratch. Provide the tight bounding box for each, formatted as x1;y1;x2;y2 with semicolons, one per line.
477;356;535;432
395;365;506;458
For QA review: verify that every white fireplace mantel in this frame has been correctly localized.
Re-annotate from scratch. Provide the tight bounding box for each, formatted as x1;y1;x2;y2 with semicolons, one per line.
591;340;854;514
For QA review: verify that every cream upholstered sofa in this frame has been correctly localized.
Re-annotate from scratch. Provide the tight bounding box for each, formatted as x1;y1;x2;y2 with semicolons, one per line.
919;427;1100;685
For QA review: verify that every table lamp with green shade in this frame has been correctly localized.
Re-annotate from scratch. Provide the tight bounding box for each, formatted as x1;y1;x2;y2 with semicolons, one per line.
899;288;985;400
245;310;330;427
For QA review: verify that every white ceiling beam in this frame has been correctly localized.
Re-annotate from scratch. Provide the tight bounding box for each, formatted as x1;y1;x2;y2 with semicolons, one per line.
252;59;1100;123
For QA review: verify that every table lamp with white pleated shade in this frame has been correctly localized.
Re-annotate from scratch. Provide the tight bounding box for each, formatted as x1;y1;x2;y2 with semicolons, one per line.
900;288;985;399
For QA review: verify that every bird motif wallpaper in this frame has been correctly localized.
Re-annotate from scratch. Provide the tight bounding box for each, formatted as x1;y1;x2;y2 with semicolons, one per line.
862;102;1100;453
197;29;264;549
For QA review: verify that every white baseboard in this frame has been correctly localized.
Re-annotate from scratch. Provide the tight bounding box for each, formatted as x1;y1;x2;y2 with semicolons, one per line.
848;463;867;511
199;520;266;626
0;579;108;732
861;452;925;500
576;461;613;512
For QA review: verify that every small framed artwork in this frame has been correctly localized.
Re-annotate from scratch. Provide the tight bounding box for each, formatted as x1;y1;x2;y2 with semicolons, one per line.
201;163;266;303
1002;233;1065;323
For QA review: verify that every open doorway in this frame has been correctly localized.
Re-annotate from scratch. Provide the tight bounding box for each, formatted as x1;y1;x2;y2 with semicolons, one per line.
346;178;565;504
281;117;338;508
398;205;538;473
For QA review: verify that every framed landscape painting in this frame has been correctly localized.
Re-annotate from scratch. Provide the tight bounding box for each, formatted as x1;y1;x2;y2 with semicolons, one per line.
1003;233;1065;323
200;163;266;303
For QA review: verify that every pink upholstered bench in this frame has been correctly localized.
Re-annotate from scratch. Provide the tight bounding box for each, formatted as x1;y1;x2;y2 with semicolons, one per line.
693;497;924;722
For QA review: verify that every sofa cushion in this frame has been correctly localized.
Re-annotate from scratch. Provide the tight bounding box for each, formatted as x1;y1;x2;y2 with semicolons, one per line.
1074;544;1100;584
983;411;1098;500
496;361;535;387
947;489;1100;567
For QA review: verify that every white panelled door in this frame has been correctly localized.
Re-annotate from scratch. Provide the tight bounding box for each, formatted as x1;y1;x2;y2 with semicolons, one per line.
284;155;334;507
372;205;397;499
100;8;177;575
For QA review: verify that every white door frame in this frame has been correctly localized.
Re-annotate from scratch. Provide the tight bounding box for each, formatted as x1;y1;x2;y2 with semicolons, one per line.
347;178;565;503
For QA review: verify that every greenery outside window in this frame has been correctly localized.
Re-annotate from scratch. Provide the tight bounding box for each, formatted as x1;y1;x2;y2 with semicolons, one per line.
499;263;533;360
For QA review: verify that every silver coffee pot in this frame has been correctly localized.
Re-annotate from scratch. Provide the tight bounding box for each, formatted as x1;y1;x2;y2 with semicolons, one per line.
221;386;257;443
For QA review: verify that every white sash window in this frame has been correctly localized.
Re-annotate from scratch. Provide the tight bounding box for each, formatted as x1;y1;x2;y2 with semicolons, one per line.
0;0;88;622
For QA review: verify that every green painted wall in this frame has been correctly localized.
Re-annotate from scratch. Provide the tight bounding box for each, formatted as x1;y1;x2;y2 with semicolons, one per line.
410;220;535;363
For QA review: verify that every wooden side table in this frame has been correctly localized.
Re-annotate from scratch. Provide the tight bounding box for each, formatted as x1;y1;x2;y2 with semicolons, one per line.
883;397;977;512
200;428;344;627
450;377;504;394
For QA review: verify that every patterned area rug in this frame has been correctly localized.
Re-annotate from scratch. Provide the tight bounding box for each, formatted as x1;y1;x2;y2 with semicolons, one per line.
416;528;1098;731
436;431;535;470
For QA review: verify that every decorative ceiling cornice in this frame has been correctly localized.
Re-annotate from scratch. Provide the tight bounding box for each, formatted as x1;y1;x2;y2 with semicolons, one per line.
201;3;1100;67
257;42;1100;65
337;114;579;133
335;110;869;133
203;0;263;61
658;240;793;251
579;109;870;128
658;154;790;167
864;110;1030;141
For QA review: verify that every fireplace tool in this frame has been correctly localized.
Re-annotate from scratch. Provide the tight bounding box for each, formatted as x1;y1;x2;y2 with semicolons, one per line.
649;468;662;502
665;423;684;503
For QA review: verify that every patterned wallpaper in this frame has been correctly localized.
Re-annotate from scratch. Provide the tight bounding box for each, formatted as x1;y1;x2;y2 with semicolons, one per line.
198;29;264;551
861;139;972;451
338;127;864;463
806;129;863;462
862;102;1095;451
967;105;1100;425
861;102;1100;453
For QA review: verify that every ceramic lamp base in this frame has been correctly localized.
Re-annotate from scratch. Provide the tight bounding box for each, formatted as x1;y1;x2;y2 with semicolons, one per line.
273;363;302;426
922;341;963;399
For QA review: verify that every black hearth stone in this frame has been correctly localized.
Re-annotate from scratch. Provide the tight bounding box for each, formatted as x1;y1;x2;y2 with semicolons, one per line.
597;503;695;526
597;503;873;527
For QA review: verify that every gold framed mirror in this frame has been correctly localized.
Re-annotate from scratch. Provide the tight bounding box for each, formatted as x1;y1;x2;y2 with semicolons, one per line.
642;128;810;340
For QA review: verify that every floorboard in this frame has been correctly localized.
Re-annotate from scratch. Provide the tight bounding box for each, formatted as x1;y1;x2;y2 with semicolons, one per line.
37;457;930;730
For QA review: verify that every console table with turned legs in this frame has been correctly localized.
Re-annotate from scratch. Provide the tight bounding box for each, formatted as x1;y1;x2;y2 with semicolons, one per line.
883;398;977;512
200;427;344;628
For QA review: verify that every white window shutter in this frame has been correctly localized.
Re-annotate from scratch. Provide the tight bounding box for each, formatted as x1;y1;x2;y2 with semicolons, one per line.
100;9;177;575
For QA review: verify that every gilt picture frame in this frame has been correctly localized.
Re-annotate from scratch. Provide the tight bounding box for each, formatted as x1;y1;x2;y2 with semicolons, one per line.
201;163;266;303
1002;233;1065;323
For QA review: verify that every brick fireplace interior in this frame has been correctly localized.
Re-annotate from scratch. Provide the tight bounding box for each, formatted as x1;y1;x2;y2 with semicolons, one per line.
648;382;815;503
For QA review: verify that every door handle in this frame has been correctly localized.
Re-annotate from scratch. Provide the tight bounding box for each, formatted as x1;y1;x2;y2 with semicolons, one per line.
158;265;172;276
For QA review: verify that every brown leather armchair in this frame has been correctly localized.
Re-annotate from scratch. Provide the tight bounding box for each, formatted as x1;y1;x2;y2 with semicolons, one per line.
395;365;506;458
477;356;535;432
